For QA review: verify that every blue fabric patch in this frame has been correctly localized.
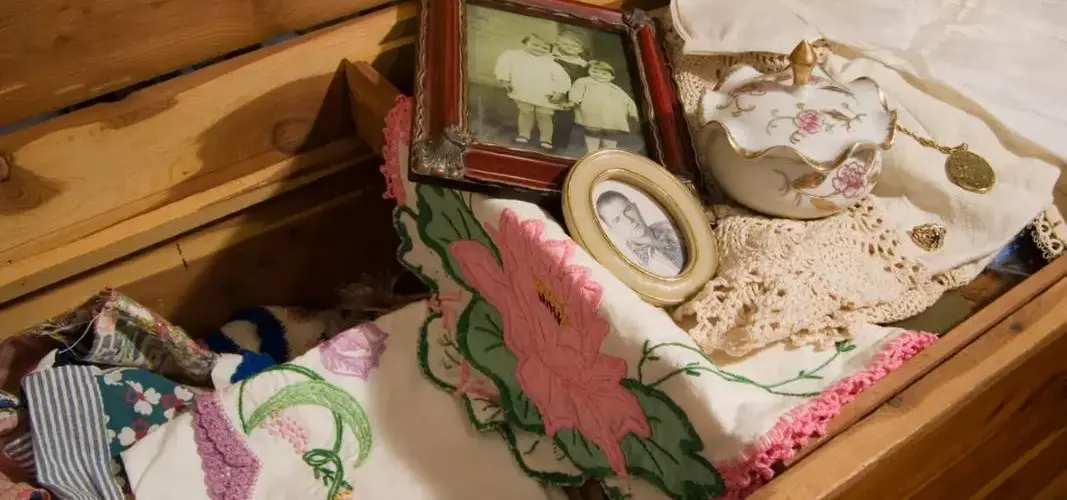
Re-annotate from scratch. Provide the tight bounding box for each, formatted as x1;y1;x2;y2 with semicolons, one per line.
228;307;289;363
230;350;277;383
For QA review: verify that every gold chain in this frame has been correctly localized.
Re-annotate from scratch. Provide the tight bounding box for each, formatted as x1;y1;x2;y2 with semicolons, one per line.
894;123;968;155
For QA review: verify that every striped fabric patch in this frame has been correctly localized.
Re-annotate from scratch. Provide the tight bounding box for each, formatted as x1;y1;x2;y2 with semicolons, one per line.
23;366;124;500
4;433;36;475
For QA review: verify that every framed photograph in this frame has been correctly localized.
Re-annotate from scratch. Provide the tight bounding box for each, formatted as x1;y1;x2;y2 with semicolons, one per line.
562;149;717;306
411;0;699;196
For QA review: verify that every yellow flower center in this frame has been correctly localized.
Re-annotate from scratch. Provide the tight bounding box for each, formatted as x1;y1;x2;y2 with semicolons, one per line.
534;277;568;327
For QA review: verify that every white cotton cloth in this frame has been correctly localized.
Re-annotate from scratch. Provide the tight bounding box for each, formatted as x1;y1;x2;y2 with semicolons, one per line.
670;0;1063;274
672;0;1067;160
121;302;562;500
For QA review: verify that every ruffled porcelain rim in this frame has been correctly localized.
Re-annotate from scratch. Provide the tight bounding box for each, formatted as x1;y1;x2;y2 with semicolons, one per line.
702;68;898;172
713;331;938;499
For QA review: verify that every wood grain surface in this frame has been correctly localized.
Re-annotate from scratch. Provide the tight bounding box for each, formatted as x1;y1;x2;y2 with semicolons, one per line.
0;0;395;128
0;3;418;305
0;164;400;338
750;269;1067;500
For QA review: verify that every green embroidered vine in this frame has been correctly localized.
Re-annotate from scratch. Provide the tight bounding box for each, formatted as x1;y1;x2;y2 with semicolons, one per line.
637;339;858;398
236;364;373;500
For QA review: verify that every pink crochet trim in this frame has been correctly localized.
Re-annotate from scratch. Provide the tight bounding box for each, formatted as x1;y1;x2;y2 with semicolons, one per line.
714;331;938;499
380;95;412;205
192;392;261;500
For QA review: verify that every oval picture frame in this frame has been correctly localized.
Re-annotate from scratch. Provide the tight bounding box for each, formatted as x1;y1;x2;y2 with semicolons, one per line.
562;149;718;306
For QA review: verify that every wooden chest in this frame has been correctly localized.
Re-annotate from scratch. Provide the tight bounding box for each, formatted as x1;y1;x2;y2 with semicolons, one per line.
1;1;1064;498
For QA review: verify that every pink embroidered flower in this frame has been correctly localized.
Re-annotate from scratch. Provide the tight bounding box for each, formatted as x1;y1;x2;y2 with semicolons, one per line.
380;96;412;205
427;290;462;333
450;209;651;477
795;109;823;135
125;382;162;415
193;392;260;500
333;487;354;500
453;359;499;402
262;414;309;454
832;160;868;198
319;323;389;379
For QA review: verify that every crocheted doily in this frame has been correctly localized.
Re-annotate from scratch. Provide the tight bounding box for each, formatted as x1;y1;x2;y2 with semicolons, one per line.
657;15;981;356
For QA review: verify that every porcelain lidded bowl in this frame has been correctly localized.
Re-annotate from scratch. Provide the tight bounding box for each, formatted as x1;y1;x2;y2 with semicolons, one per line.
699;41;896;219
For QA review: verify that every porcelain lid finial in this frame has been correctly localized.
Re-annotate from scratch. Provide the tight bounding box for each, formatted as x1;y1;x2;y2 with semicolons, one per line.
789;41;816;86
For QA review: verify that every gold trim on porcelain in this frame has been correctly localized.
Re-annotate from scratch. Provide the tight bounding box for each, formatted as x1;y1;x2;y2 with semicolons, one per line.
562;149;718;306
702;73;898;173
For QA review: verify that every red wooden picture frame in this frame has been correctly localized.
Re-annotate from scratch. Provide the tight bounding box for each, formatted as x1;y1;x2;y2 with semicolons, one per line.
411;0;699;197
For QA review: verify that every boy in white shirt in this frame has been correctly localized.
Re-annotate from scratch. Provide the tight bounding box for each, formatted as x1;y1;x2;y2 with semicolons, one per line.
494;34;573;150
567;60;640;153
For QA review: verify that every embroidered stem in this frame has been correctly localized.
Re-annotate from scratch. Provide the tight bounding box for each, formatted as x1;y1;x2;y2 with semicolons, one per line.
235;364;373;499
638;340;855;397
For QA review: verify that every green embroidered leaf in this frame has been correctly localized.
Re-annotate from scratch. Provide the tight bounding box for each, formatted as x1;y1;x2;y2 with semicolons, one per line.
835;340;857;353
246;380;374;467
394;206;438;293
458;298;545;433
553;380;724;500
415;184;498;291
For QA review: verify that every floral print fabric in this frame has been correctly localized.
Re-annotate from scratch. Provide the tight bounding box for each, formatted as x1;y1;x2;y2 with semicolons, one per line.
98;368;195;456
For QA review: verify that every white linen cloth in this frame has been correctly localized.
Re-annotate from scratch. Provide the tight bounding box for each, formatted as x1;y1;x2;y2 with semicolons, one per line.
671;0;1064;273
380;96;939;499
121;302;564;500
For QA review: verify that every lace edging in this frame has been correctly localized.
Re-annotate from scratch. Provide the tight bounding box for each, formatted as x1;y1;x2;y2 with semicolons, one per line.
1030;208;1066;261
193;391;261;500
713;331;938;499
380;95;411;206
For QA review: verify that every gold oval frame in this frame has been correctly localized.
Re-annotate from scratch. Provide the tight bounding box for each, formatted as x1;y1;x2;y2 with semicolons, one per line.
562;149;718;306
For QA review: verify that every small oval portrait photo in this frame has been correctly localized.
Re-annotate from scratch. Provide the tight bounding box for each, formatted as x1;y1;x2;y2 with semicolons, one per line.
593;180;687;277
563;149;718;306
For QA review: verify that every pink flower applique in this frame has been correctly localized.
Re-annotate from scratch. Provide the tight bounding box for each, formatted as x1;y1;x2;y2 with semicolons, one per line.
319;323;389;379
427;290;463;333
449;208;652;477
380;95;412;205
192;392;260;500
832;160;868;198
795;109;823;135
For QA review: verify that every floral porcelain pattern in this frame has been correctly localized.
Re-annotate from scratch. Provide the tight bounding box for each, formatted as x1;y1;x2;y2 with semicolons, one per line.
701;64;894;219
703;65;894;165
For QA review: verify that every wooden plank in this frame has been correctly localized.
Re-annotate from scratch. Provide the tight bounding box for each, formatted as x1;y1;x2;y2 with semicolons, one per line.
972;427;1067;500
345;60;404;156
750;273;1067;500
0;0;395;127
785;255;1067;465
0;3;420;305
0;163;401;338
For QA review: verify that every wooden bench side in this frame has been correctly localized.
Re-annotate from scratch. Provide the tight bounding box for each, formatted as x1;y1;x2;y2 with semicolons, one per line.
0;3;419;306
0;0;396;128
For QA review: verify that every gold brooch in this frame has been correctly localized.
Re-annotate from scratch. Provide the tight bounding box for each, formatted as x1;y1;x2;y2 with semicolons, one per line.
909;223;947;252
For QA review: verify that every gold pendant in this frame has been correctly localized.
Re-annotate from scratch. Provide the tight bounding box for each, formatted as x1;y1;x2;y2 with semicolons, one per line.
946;150;996;193
910;223;947;252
